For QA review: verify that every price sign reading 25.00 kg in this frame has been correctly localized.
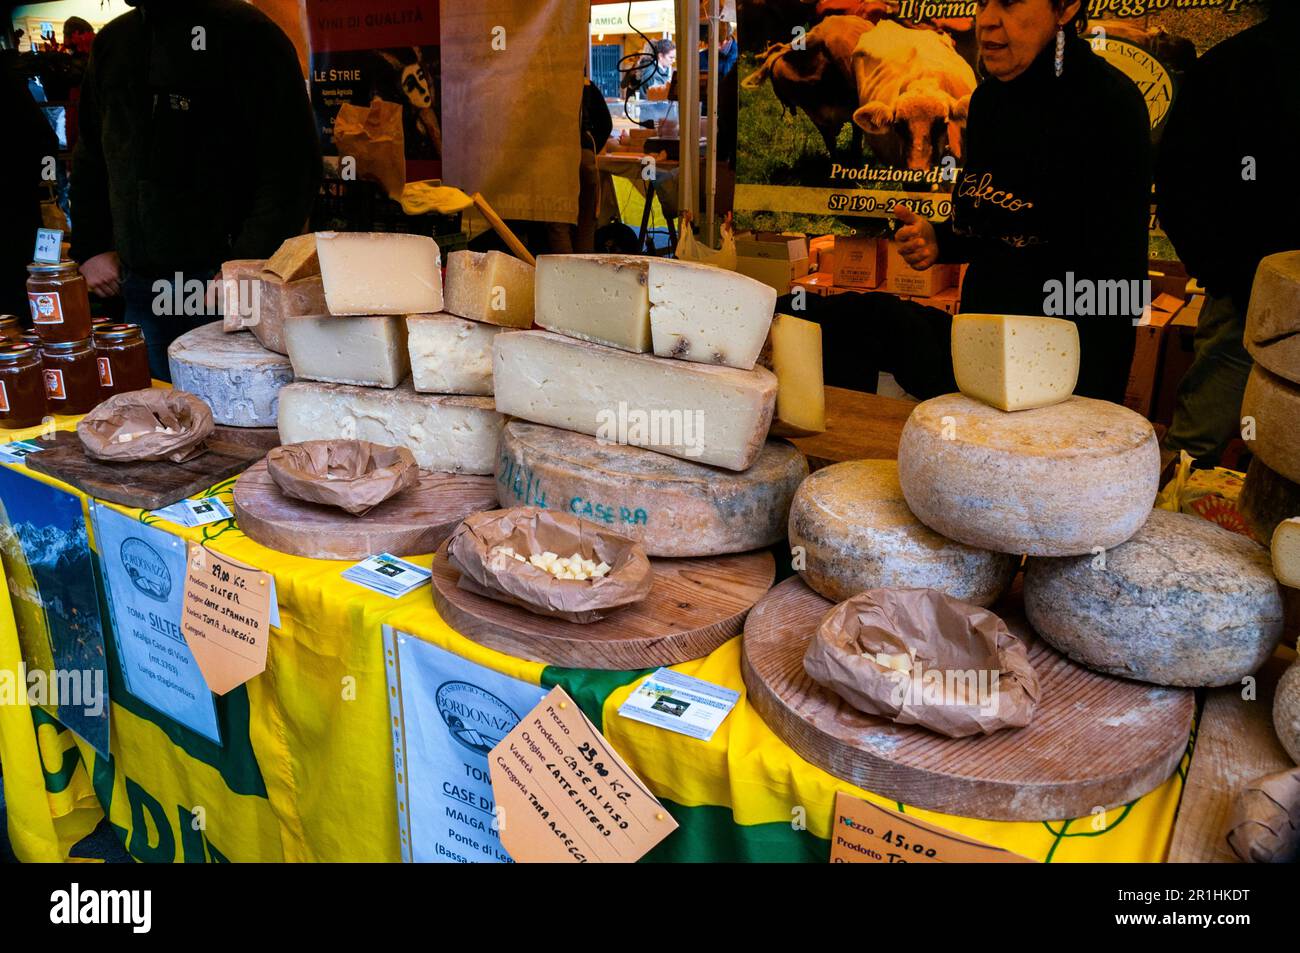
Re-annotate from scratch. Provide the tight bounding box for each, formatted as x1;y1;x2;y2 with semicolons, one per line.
180;543;272;695
829;792;1035;864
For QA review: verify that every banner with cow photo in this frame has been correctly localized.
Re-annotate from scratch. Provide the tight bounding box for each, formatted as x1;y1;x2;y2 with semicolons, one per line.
734;0;1269;232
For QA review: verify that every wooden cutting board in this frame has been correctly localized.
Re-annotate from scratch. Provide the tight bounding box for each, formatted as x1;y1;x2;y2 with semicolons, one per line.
212;425;280;457
431;542;774;669
742;576;1196;821
233;459;499;560
24;430;261;510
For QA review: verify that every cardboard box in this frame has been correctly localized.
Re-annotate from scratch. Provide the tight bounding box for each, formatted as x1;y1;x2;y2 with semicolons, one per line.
735;255;810;294
883;240;957;297
734;231;809;263
791;271;842;297
832;236;885;290
1124;308;1177;419
809;234;835;272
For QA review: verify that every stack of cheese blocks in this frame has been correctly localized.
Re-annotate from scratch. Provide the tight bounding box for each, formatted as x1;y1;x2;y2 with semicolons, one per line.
791;312;1285;689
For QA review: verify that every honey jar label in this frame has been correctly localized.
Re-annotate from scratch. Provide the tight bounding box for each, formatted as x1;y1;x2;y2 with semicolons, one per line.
44;368;66;400
98;356;113;387
0;380;8;414
28;291;64;325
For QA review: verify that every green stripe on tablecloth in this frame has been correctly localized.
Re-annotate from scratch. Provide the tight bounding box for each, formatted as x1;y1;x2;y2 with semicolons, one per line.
643;799;830;863
540;665;653;734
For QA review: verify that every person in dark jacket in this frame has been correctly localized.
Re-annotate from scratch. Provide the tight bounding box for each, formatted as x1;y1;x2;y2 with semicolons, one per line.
1;62;59;319
71;0;321;380
1155;1;1300;466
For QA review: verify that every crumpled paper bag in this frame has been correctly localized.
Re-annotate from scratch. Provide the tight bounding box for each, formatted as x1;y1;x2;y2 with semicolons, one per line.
267;440;418;516
333;97;406;201
77;389;214;463
1225;767;1300;863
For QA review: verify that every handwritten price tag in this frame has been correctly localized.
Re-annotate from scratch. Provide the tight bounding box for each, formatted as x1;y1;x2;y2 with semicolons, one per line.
180;544;272;694
33;228;63;264
829;791;1035;864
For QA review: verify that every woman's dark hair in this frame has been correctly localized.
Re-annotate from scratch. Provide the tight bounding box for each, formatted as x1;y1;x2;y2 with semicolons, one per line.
654;39;676;56
1053;0;1089;35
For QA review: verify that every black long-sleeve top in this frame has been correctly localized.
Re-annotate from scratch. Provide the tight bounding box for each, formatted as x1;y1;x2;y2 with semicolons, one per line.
936;34;1152;403
70;0;321;276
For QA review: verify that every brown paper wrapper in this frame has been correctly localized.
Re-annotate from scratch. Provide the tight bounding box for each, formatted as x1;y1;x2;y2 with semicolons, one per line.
266;440;418;516
1225;768;1300;863
447;507;653;624
333;97;406;201
77;389;215;463
803;588;1040;738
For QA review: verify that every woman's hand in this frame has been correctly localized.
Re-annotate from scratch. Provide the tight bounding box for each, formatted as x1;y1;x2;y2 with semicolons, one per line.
80;251;122;298
893;205;939;270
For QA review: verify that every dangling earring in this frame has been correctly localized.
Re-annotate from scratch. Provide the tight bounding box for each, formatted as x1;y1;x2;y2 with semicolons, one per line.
1054;27;1066;77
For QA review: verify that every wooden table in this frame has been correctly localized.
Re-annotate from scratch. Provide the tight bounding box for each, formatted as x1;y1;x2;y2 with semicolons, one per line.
790;386;915;470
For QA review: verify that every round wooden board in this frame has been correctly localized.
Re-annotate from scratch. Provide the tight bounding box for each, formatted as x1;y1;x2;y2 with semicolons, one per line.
233;459;499;560
431;542;775;669
742;576;1195;821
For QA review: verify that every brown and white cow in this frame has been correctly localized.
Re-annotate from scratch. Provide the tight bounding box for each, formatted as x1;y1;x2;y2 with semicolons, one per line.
851;20;977;170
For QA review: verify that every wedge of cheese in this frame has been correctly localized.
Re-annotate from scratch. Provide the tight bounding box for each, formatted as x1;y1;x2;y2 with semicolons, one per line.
264;234;319;282
277;380;502;473
443;250;534;328
315;231;442;315
493;330;777;471
284;314;409;388
647;258;776;369
1273;517;1300;589
1246;251;1300;384
951;314;1080;412
759;313;826;437
253;274;327;355
535;254;650;351
407;312;504;395
220;259;265;333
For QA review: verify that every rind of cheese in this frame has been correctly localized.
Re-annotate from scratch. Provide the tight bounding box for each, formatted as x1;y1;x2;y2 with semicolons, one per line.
167;322;292;427
315;231;443;315
1242;365;1300;485
1240;457;1300;547
264;234;319;282
492;330;778;472
1025;508;1285;687
951;313;1080;411
789;460;1018;605
1246;253;1300;384
252;274;327;355
497;421;808;557
284;314;409;388
759;313;826;437
1272;517;1300;589
443;250;534;328
277;380;502;474
534;254;650;352
646;258;776;369
1274;660;1300;765
220;259;265;333
897;393;1160;556
407;312;504;396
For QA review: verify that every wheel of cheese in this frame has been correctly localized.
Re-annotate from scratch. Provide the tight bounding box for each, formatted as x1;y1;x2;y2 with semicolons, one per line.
168;322;293;428
1274;659;1300;765
496;421;808;557
1024;509;1285;688
788;460;1017;605
1239;456;1300;546
1242;365;1300;485
1246;252;1300;385
897;394;1160;556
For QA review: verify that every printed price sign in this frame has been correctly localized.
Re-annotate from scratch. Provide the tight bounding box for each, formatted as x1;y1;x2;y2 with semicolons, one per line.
489;686;678;863
829;792;1035;864
33;228;63;263
180;543;272;694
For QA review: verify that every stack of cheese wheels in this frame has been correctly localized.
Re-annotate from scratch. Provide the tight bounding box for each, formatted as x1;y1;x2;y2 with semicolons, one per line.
490;254;821;557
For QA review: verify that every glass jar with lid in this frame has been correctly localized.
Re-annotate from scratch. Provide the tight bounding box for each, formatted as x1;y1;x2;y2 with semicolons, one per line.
41;337;101;415
94;323;151;396
27;260;93;344
0;315;23;344
0;343;48;429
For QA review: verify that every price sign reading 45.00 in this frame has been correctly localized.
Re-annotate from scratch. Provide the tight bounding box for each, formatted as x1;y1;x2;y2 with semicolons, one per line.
829;791;1035;864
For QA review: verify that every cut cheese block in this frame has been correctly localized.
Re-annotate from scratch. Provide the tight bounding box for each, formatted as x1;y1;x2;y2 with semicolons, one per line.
1024;508;1285;687
1273;518;1300;589
759;313;826;437
534;254;650;351
443;250;534;328
1243;365;1300;485
167;322;292;428
647;258;776;369
497;421;808;557
1246;252;1300;383
1241;458;1300;546
252;274;327;355
407;313;504;395
315;231;442;315
897;393;1160;556
493;330;778;472
283;314;409;388
951;313;1080;411
220;259;264;333
788;459;1017;605
277;380;502;474
263;234;319;282
1275;660;1300;765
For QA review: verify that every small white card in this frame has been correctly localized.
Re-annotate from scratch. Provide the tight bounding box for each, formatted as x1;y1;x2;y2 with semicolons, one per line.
617;668;741;741
150;497;232;527
0;440;44;464
342;553;432;598
33;228;63;264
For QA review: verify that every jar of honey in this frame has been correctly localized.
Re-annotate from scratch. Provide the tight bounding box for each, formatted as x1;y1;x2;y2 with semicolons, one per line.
41;337;101;415
0;315;23;344
0;343;47;429
20;331;40;347
94;324;151;396
27;261;93;344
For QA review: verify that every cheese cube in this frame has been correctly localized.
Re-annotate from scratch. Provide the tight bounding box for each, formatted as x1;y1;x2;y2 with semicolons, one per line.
647;259;776;369
535;254;650;351
759;313;826;437
315;231;443;315
951;314;1080;412
492;330;777;471
220;259;265;333
254;274;327;355
443;250;534;328
264;234;319;282
277;380;502;473
284;314;409;388
1273;518;1300;589
406;313;504;395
